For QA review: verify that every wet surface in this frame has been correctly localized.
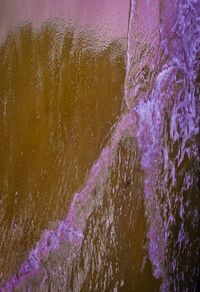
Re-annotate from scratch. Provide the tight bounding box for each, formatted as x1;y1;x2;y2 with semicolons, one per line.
0;21;126;285
0;0;200;291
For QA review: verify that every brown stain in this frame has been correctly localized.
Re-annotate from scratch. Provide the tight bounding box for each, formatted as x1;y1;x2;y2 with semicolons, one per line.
0;22;126;284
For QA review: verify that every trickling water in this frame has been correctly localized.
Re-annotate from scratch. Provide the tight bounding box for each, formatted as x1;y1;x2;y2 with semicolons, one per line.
0;19;127;288
0;0;200;291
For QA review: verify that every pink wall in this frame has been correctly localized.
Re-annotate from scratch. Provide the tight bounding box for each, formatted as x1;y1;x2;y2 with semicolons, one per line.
0;0;129;43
